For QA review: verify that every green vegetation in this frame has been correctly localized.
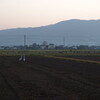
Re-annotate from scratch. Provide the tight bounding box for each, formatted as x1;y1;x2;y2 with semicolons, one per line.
0;49;100;64
0;49;100;56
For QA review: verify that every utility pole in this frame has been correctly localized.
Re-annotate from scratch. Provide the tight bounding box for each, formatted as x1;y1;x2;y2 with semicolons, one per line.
19;35;26;62
23;35;26;61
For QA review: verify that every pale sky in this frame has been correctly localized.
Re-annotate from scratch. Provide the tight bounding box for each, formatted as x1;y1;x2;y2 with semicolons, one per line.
0;0;100;30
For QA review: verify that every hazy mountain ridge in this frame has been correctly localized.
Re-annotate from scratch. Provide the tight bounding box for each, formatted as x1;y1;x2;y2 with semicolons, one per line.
0;19;100;46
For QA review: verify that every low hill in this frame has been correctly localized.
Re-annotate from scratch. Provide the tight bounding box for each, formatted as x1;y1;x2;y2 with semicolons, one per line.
0;19;100;46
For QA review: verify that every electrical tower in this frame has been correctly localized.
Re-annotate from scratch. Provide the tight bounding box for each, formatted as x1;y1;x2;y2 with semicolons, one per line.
63;37;65;46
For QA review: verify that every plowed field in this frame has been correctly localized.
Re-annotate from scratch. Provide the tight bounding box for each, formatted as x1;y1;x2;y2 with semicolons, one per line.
0;55;100;100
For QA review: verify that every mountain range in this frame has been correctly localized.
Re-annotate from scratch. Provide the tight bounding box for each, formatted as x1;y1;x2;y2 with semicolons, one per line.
0;19;100;46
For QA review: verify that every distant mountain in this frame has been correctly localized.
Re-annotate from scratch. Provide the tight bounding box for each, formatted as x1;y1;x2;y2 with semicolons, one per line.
0;19;100;46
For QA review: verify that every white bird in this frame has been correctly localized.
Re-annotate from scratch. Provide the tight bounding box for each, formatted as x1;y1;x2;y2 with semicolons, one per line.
23;55;26;62
19;55;22;61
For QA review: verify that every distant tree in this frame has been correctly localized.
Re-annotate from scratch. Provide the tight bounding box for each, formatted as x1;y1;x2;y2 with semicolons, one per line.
77;45;89;49
42;41;48;46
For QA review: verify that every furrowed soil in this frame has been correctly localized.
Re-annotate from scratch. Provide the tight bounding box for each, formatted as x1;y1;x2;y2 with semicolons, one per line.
0;56;100;100
60;55;100;62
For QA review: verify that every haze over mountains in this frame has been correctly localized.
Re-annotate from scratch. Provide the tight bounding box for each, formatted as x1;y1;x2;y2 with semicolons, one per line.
0;19;100;46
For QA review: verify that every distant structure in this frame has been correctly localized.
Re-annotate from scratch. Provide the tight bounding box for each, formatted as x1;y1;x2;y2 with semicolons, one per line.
63;37;65;46
19;35;26;62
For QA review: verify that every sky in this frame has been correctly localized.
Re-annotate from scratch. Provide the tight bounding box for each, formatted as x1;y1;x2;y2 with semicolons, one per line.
0;0;100;30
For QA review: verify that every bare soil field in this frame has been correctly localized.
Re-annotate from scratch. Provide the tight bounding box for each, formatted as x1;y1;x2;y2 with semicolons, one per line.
0;55;100;100
60;55;100;62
